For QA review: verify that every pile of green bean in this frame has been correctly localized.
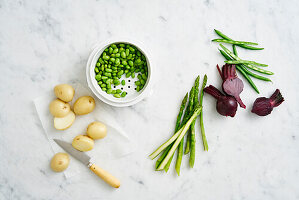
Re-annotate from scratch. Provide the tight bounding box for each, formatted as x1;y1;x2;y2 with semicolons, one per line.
213;29;274;93
94;43;148;98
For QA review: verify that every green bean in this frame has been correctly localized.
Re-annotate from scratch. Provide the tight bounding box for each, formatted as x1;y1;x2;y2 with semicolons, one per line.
113;94;121;98
212;39;258;46
214;29;264;50
121;80;125;85
240;65;272;82
219;49;260;93
220;44;273;75
121;92;127;97
199;74;208;151
232;45;237;56
190;76;200;168
225;60;268;67
158;93;188;171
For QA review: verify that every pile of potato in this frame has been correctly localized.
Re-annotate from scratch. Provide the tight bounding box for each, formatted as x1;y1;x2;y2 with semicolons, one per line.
49;84;107;172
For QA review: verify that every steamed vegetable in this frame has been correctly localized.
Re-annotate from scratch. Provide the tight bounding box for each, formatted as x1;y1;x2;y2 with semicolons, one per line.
72;135;94;152
73;96;95;115
251;89;284;116
204;85;238;117
54;84;75;102
218;64;246;108
50;153;70;172
87;121;107;139
54;111;76;130
49;99;71;118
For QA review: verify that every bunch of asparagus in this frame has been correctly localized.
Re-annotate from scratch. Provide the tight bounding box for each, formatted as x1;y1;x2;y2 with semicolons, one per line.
149;75;208;175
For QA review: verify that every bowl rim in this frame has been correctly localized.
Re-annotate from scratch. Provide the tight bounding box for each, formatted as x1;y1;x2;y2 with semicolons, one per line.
86;40;153;107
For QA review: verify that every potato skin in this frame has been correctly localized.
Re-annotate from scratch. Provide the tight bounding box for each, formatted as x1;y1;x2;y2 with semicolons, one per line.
87;121;107;139
50;152;70;172
73;96;95;115
54;84;75;102
72;135;94;152
49;99;71;117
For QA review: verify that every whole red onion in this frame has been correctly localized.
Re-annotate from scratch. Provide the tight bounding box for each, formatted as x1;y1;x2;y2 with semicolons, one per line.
204;85;238;117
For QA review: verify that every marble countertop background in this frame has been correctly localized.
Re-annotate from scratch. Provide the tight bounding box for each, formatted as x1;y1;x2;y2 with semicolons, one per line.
0;0;298;199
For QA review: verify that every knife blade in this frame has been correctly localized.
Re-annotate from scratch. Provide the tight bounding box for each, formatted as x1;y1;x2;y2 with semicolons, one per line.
54;139;120;188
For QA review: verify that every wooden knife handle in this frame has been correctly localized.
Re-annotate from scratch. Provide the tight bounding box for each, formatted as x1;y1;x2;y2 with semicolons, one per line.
89;164;120;188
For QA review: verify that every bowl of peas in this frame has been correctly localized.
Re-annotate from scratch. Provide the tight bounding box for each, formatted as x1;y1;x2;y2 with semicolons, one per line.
86;40;152;107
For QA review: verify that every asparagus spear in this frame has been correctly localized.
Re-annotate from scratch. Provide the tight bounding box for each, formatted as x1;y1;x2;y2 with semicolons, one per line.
155;93;188;171
157;105;202;170
185;86;195;154
189;76;200;167
199;75;208;151
175;87;194;175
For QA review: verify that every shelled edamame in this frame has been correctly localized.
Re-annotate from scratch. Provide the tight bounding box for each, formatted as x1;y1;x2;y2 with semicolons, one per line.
94;43;148;98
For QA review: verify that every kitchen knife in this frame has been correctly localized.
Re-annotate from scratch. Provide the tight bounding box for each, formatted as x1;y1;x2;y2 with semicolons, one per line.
54;139;120;188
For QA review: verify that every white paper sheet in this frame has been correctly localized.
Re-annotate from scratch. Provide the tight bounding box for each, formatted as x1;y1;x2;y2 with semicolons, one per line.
34;82;135;178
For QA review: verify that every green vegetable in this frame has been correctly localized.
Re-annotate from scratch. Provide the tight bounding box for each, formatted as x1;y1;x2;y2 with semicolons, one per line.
212;39;258;46
121;92;127;97
189;76;200;168
113;94;121;98
199;75;208;151
121;80;125;85
157;93;188;172
232;45;237;56
220;44;273;75
225;60;268;67
116;89;122;94
154;105;202;170
184;87;195;155
214;29;264;50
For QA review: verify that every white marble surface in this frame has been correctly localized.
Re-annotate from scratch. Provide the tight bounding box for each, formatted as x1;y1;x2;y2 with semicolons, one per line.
0;0;299;199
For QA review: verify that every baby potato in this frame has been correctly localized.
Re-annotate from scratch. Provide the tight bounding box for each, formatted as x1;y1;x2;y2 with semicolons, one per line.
54;84;75;102
54;111;76;130
49;99;71;117
73;96;95;115
50;152;70;172
72;135;94;152
87;121;107;139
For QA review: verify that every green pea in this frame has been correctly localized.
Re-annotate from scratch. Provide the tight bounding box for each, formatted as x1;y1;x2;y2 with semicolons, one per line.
121;92;127;97
95;67;99;73
117;70;124;76
116;89;122;94
107;89;112;94
96;62;100;67
140;69;145;73
101;83;106;87
115;58;120;65
95;74;101;81
109;47;113;54
137;51;141;56
102;88;107;91
114;94;121;98
121;51;126;58
137;74;142;80
109;57;114;62
103;55;110;60
98;81;102;85
110;54;115;58
141;55;146;61
121;80;125;85
140;79;145;85
142;74;147;80
122;60;127;65
125;65;130;69
112;66;117;70
118;64;123;68
136;58;141;64
119;47;124;52
112;73;117;77
104;72;111;77
112;90;116;94
135;81;141;86
111;44;117;49
126;72;131;78
136;86;140;92
113;48;119;54
116;53;120;57
127;54;132;60
128;60;134;67
129;47;135;52
125;49;130;56
131;73;135;78
135;68;140;73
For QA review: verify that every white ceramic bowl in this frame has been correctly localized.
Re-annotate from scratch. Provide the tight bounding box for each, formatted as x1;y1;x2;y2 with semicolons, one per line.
86;40;153;107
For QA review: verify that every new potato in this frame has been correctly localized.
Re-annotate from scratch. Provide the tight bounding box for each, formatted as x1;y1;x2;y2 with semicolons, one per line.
54;111;76;130
87;121;107;139
73;96;95;115
54;84;75;102
50;152;70;172
72;135;94;152
49;99;71;117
